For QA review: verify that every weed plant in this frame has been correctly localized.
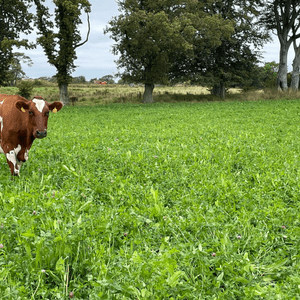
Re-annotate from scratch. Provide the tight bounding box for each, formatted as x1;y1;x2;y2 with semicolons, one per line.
1;100;300;298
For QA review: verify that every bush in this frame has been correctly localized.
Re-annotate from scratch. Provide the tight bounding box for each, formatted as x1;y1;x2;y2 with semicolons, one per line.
17;81;34;99
33;79;43;86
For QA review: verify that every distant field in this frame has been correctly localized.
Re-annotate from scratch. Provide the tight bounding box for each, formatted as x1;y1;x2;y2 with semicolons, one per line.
0;83;244;105
1;100;300;298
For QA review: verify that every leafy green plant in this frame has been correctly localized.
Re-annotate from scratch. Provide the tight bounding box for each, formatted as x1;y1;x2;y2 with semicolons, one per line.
1;99;300;298
17;80;34;99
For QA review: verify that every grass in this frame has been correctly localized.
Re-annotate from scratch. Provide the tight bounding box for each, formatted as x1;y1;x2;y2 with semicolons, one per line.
0;83;243;105
3;82;300;105
1;99;300;298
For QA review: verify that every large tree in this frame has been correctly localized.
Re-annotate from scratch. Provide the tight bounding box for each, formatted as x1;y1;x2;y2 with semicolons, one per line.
172;0;271;98
106;0;234;103
291;43;300;90
34;0;91;105
262;0;300;91
0;0;34;85
290;13;300;90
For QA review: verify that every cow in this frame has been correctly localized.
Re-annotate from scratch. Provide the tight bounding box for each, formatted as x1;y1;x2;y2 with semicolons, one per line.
0;95;63;176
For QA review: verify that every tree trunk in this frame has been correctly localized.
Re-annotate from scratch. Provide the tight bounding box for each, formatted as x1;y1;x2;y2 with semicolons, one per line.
220;81;225;99
59;83;69;105
211;82;226;99
277;44;289;91
143;83;154;103
211;84;220;96
291;43;300;91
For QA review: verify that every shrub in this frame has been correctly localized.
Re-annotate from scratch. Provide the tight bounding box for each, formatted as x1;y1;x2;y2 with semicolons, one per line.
33;79;43;86
17;81;34;99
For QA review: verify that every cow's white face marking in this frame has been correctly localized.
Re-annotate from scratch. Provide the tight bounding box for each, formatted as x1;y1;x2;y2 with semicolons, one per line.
32;98;45;113
6;144;22;175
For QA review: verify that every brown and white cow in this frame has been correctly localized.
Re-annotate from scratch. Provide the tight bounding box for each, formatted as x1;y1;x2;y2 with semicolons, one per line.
0;95;63;176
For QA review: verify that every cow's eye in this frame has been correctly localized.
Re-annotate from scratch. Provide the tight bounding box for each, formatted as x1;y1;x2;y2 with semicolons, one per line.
28;111;33;115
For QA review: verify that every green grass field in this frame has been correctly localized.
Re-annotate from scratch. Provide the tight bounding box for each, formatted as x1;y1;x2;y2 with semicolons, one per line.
1;99;300;298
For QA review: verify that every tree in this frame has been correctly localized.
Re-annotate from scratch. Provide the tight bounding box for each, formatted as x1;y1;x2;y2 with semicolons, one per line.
0;0;34;85
262;0;300;91
240;61;280;90
34;0;91;105
291;21;300;90
72;75;86;84
99;75;115;84
262;61;279;88
105;0;234;103
7;53;33;86
174;0;270;98
17;80;34;99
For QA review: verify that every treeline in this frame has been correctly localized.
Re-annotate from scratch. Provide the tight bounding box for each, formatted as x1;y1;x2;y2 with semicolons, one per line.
1;1;300;103
105;0;300;102
33;75;115;85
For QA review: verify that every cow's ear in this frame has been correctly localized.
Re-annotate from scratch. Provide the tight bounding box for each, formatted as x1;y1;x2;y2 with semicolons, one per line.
48;101;63;113
15;101;30;113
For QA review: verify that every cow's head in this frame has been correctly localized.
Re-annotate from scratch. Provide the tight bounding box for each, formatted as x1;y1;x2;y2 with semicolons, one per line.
15;97;63;139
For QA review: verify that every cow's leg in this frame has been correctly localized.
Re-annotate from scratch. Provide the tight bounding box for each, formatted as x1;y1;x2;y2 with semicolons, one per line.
5;144;22;176
0;142;4;154
15;148;29;174
6;151;19;176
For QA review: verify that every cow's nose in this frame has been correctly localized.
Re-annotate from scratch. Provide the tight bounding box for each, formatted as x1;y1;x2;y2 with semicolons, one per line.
36;130;47;139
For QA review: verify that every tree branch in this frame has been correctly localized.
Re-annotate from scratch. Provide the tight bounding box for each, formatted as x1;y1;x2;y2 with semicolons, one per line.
75;12;90;49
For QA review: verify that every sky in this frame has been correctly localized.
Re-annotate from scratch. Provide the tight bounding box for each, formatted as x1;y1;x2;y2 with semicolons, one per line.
19;0;293;81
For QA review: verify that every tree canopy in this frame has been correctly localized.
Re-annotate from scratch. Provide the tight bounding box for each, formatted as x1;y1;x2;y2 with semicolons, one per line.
106;0;234;102
0;0;34;85
7;53;33;85
34;0;91;104
171;0;271;98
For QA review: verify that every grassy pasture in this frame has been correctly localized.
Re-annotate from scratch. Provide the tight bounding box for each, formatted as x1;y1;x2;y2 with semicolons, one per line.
0;84;243;105
1;82;299;105
1;99;300;298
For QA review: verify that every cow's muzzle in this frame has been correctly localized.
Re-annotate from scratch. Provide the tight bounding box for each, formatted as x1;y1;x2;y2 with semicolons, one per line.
36;130;47;139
